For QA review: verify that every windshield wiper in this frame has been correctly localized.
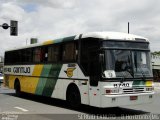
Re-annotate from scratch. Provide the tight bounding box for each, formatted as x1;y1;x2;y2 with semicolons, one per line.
120;76;125;83
134;52;146;81
138;67;146;81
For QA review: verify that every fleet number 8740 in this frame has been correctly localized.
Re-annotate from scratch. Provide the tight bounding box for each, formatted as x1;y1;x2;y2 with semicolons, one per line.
114;83;130;88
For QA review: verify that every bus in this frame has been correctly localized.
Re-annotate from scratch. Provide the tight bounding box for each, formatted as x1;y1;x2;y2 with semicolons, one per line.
3;32;154;108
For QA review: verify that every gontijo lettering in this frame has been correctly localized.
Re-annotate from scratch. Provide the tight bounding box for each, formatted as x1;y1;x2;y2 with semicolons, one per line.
4;67;11;72
4;67;31;73
13;67;30;73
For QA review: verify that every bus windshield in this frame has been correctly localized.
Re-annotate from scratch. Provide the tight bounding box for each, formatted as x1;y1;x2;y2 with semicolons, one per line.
103;50;152;78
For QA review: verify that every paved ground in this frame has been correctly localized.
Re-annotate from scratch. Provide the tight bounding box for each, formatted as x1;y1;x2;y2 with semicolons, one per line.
0;82;160;120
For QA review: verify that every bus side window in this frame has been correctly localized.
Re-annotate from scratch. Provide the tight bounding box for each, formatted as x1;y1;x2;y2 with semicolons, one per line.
33;47;42;63
62;42;77;62
44;47;48;62
48;45;60;62
25;49;32;63
41;47;48;62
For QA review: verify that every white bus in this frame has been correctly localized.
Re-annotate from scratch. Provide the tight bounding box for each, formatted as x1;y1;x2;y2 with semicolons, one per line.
4;32;154;108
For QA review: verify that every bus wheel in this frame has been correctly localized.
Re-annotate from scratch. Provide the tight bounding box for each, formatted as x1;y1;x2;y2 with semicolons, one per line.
66;85;81;108
14;80;21;96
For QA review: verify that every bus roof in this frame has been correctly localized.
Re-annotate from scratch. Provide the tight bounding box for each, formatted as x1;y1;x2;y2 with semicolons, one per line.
5;31;148;52
78;31;148;41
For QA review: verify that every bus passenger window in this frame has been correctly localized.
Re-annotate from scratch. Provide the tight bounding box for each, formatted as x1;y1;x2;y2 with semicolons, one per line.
42;47;48;62
33;48;42;63
25;49;32;63
48;45;60;62
62;42;76;62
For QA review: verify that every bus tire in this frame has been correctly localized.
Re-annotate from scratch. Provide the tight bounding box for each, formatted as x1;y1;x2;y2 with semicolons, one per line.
66;84;81;108
14;79;21;96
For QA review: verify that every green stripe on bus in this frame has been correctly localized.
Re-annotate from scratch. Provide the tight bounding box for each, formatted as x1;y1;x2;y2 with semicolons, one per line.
53;35;76;44
42;64;62;97
35;64;52;95
54;38;63;44
62;35;76;42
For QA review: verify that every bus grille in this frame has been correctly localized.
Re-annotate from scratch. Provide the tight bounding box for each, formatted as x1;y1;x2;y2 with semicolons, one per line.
123;87;145;94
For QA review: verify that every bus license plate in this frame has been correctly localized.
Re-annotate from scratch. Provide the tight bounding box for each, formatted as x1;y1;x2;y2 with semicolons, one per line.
130;96;138;101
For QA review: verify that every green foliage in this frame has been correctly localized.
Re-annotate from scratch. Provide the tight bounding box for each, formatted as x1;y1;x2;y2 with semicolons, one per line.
151;51;160;56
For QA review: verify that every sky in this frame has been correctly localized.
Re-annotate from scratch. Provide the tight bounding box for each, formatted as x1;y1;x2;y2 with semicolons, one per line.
0;0;160;56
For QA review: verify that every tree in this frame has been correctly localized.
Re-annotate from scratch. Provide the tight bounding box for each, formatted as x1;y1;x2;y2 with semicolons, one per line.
151;51;160;56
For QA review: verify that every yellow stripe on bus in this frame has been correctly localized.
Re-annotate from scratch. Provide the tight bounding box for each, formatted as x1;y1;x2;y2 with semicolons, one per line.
20;65;44;93
32;65;43;76
9;76;16;89
28;65;44;93
43;40;53;45
20;76;39;94
7;65;44;94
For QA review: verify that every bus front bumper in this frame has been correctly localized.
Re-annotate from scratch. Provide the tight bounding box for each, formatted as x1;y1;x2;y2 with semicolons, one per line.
100;92;154;108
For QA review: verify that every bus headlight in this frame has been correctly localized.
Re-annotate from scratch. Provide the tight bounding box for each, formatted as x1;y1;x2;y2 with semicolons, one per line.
106;88;119;94
146;87;154;92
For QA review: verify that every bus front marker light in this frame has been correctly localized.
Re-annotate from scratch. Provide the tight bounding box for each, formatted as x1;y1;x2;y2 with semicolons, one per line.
106;88;119;94
146;87;154;92
112;89;119;93
94;93;97;96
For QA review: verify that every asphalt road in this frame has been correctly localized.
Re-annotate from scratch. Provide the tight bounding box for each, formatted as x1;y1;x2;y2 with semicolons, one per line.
0;83;160;120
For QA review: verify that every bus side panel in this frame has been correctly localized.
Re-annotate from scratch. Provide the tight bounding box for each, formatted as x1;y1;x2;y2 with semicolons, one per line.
4;64;90;105
51;79;90;105
35;64;62;97
51;64;90;105
19;65;43;94
77;65;89;105
7;75;16;89
51;79;65;99
20;76;39;94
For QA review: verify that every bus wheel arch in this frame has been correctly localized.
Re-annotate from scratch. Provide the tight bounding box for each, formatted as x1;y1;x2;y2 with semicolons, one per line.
14;78;21;96
66;83;81;108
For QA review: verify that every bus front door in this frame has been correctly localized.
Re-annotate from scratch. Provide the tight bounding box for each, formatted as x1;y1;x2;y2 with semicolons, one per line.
89;52;101;107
